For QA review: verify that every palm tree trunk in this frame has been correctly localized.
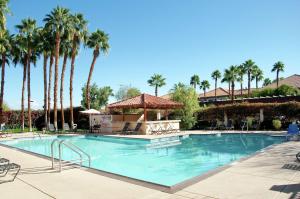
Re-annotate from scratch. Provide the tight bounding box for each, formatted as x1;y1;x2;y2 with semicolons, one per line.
214;79;217;101
69;36;77;129
204;89;206;97
47;52;54;129
240;82;243;97
86;53;98;109
53;31;60;130
228;82;231;98
60;52;68;130
155;85;158;96
43;53;48;129
194;84;196;90
248;72;251;97
21;60;27;131
256;77;258;89
231;81;235;102
276;70;279;88
27;48;32;132
0;53;6;122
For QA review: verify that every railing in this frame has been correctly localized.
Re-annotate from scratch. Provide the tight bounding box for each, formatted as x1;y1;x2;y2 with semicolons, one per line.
51;139;91;172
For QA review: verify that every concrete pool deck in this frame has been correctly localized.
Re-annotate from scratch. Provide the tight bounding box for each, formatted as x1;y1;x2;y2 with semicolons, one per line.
0;132;300;199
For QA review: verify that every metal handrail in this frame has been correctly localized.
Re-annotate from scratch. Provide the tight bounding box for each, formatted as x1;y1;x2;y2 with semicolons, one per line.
51;139;61;169
51;139;91;172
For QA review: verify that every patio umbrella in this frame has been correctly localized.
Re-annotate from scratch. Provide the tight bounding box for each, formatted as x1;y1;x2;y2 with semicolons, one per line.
80;109;101;132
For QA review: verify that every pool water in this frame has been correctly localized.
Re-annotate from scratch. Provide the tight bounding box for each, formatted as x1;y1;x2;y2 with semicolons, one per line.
0;134;284;186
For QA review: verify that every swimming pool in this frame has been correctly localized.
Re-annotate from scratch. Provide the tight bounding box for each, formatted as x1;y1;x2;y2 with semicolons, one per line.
0;133;284;188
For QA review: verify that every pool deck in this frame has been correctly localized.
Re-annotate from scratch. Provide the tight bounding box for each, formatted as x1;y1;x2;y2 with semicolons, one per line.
0;131;300;199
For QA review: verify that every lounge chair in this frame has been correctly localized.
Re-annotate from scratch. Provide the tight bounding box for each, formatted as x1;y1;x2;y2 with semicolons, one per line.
117;122;130;134
92;124;101;133
225;120;234;130
0;162;21;184
63;123;70;131
0;123;11;138
286;124;299;141
49;124;55;132
207;120;217;130
124;123;142;135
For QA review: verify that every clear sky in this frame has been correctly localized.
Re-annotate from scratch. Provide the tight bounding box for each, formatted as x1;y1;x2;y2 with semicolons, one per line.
4;0;300;109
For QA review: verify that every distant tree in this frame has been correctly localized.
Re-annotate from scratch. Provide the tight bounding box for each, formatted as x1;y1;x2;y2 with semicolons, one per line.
147;74;166;96
271;61;285;88
227;65;238;101
237;64;246;96
199;80;210;98
190;74;200;90
221;69;231;98
115;85;141;101
171;84;200;129
263;78;272;87
211;70;221;101
252;65;264;89
243;59;256;97
81;83;113;109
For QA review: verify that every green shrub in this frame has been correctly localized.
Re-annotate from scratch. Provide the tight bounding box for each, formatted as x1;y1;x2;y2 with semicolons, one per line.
171;84;200;129
252;84;300;97
272;119;282;130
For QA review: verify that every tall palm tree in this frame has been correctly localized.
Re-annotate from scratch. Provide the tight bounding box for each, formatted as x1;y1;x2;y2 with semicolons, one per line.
237;64;246;96
69;13;87;129
16;18;37;132
271;61;285;88
86;29;109;109
263;78;272;87
221;69;231;98
243;59;256;97
190;74;200;90
227;65;238;102
252;66;264;89
147;74;166;97
0;29;11;122
200;80;210;98
211;70;221;101
0;0;10;30
44;7;70;130
12;35;26;131
60;28;72;129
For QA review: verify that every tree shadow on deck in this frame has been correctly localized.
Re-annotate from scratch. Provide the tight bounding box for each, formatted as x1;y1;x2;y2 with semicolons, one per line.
270;184;300;199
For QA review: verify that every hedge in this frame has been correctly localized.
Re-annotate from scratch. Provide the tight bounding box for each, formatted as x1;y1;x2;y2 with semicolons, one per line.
2;107;89;130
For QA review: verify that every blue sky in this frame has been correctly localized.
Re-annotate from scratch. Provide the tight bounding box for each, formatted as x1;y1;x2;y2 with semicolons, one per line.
4;0;300;109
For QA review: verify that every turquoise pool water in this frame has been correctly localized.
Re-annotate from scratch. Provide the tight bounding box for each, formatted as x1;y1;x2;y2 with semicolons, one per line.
0;134;284;186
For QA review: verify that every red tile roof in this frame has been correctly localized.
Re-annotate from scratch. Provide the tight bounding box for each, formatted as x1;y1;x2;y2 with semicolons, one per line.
264;74;300;89
107;93;183;109
199;87;229;98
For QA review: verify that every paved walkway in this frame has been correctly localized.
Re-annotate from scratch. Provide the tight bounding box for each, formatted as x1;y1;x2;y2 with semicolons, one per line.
0;133;299;199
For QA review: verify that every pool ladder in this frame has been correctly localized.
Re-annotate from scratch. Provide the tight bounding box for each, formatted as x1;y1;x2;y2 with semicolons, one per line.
51;139;91;172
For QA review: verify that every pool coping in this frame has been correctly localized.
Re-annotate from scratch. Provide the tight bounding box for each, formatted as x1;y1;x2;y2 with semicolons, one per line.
0;133;286;193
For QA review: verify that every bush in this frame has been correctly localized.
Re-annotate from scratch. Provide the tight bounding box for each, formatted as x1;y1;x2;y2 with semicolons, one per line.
170;84;200;130
272;119;282;130
252;84;300;97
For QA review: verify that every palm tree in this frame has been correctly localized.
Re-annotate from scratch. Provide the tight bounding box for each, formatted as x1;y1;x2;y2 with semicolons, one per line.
147;74;166;97
211;70;221;101
44;7;70;130
252;66;263;89
263;78;272;87
16;18;38;132
271;61;285;88
0;0;10;30
59;22;73;130
243;59;256;97
190;75;200;90
0;29;11;122
200;80;210;98
11;35;26;131
69;13;87;129
227;65;238;101
86;29;109;109
221;69;231;98
237;64;246;96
